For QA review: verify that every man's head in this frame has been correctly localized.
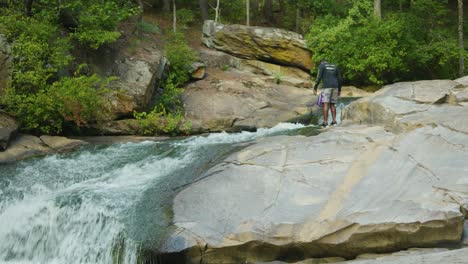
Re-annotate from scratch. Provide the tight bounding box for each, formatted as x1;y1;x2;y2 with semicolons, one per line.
320;59;328;64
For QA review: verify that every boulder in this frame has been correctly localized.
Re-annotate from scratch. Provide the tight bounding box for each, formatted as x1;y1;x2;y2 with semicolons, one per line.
202;20;313;71
75;37;168;120
106;51;167;119
162;123;467;263
182;68;315;132
342;80;466;133
199;48;312;88
0;34;11;96
0;110;18;151
39;135;88;152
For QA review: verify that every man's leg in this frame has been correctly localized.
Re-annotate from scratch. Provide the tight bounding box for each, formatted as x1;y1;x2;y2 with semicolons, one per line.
330;103;336;123
322;102;329;125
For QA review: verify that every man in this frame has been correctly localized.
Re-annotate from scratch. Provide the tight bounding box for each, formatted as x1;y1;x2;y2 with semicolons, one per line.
313;59;343;127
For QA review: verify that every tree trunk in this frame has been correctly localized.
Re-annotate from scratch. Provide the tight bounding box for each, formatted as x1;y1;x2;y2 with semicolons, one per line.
458;0;465;76
214;0;220;23
246;0;250;26
24;0;33;16
374;0;381;19
263;0;273;24
253;0;259;25
163;0;170;12
172;0;176;32
295;6;301;33
199;0;209;21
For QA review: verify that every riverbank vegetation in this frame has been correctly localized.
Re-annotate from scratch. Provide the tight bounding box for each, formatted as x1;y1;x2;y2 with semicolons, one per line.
0;0;466;135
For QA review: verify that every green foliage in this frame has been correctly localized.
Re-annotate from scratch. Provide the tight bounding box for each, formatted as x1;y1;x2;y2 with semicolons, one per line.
0;0;137;134
4;73;111;134
137;20;160;34
177;8;195;29
165;32;198;87
133;33;195;136
134;107;191;136
273;72;282;84
306;0;465;85
63;0;140;49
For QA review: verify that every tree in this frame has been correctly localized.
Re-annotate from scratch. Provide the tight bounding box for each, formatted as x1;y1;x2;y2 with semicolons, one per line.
263;0;273;24
24;0;33;16
252;0;259;25
210;0;220;23
246;0;250;26
199;0;209;21
172;0;176;32
374;0;381;19
458;0;465;76
163;0;170;12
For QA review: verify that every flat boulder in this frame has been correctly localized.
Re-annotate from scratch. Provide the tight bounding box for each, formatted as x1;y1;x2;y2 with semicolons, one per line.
39;135;88;152
198;48;312;88
182;68;315;132
162;124;467;263
202;20;313;71
0;111;18;151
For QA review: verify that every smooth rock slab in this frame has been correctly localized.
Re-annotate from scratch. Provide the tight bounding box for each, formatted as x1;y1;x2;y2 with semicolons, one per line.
163;125;467;263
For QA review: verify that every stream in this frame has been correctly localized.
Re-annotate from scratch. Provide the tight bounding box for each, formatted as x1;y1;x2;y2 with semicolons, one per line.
0;101;352;264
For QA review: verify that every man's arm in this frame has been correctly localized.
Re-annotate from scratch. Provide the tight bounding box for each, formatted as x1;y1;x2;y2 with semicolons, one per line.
313;64;324;93
336;67;343;95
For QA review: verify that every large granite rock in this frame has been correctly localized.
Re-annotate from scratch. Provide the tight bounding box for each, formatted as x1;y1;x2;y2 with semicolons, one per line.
0;34;11;97
342;80;467;133
202;21;313;71
0;111;18;151
182;69;315;132
162;123;467;263
104;50;168;120
75;34;168;120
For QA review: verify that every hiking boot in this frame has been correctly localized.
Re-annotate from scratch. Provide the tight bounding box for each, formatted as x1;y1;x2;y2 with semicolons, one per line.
331;121;337;126
320;122;328;127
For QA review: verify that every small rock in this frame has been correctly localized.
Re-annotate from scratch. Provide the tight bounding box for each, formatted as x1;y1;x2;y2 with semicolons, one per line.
189;62;206;80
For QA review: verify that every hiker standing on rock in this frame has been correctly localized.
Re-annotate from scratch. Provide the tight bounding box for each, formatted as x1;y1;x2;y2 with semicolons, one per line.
313;59;343;127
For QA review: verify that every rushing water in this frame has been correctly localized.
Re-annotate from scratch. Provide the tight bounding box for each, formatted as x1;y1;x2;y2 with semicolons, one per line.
0;123;320;264
0;100;353;264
